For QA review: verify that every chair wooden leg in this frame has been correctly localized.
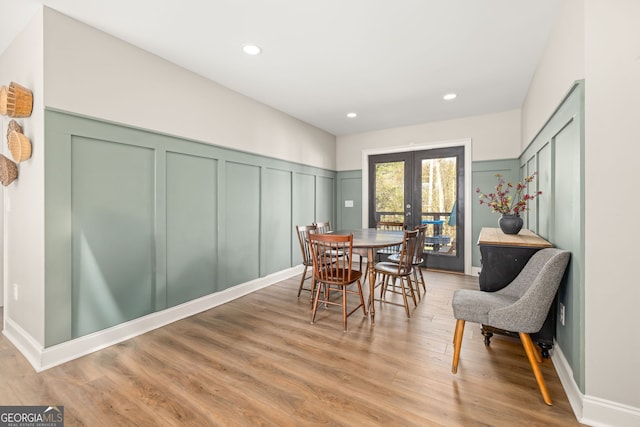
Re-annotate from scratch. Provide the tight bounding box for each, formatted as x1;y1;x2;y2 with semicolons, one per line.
297;265;309;297
409;267;420;301
451;319;465;374
417;267;426;292
399;278;411;318
520;332;552;405
342;286;348;332
310;283;323;324
532;342;543;364
407;275;417;307
381;275;391;299
309;276;316;307
356;280;367;316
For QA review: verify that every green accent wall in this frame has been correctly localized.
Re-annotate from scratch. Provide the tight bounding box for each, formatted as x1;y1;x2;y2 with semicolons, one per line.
520;81;585;392
166;152;218;306
336;170;363;230
470;159;520;267
70;136;156;337
44;110;336;346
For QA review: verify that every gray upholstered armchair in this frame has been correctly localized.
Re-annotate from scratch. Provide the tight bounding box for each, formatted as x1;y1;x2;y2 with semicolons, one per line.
451;248;570;405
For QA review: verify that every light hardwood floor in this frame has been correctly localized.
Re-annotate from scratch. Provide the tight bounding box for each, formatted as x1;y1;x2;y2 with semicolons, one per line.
0;271;585;426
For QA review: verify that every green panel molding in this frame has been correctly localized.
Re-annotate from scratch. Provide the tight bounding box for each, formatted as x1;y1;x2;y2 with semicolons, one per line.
336;170;363;230
44;109;336;346
166;152;218;307
71;136;155;338
263;168;293;276
520;81;585;392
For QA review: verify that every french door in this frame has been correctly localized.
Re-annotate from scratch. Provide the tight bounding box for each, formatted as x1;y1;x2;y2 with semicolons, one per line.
368;146;465;272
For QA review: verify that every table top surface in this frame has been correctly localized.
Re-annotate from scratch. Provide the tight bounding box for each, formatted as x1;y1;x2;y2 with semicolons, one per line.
332;228;404;248
478;227;552;248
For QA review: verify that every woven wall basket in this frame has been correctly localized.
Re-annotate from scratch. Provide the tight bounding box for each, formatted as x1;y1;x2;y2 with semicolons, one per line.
0;154;18;186
8;130;32;162
6;82;33;118
0;85;7;116
7;119;22;140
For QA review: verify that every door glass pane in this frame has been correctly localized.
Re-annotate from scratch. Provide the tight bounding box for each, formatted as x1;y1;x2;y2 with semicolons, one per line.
420;157;457;255
375;161;404;223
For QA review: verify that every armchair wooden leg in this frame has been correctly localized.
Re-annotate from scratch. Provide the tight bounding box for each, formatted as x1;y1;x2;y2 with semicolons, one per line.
533;342;543;364
520;332;552;405
451;319;465;374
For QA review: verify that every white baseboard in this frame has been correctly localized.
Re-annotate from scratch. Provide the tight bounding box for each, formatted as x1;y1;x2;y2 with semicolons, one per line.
582;395;640;427
3;317;44;371
551;341;585;420
471;266;482;277
3;265;303;372
552;341;640;427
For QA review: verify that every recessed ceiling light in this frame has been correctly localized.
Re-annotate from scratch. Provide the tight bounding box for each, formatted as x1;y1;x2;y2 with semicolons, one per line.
242;44;262;55
346;112;358;118
443;93;457;101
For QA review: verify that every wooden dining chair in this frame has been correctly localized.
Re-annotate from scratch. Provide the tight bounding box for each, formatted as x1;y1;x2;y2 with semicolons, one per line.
375;220;405;262
313;220;332;234
295;224;318;299
387;224;428;300
308;233;367;332
315;219;366;273
373;229;418;318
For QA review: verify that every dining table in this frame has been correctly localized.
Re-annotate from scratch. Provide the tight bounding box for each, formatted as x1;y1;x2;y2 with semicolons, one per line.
332;228;405;324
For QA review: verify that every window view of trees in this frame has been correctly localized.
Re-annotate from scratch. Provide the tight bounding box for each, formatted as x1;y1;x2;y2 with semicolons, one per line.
421;157;457;218
374;156;457;255
421;157;457;255
375;161;404;222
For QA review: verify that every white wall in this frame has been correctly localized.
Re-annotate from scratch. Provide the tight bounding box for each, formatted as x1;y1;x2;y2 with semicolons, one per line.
521;0;585;146
524;0;640;424
583;0;640;419
336;109;521;171
42;8;336;171
0;9;45;345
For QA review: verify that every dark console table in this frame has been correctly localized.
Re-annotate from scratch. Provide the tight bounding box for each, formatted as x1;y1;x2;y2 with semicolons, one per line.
478;227;555;357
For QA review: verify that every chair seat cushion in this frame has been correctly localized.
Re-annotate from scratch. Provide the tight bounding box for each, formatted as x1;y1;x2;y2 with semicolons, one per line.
452;289;517;324
374;262;411;276
387;253;423;265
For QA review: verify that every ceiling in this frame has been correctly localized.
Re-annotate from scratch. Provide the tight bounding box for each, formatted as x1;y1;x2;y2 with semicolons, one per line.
1;0;559;136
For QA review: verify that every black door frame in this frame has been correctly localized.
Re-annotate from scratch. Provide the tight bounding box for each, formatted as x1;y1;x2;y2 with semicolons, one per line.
368;147;464;272
361;140;471;275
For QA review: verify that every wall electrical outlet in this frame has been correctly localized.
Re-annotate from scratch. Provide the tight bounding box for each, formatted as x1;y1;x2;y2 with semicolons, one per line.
559;302;565;326
13;283;18;301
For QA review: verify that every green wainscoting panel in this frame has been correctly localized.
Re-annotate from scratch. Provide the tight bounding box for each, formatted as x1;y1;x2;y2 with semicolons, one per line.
224;161;260;286
471;160;519;267
292;172;316;265
44;109;336;346
166;152;218;306
536;142;552;239
554;114;583;383
71;136;155;338
315;175;335;226
336;170;363;230
519;81;585;392
524;157;539;234
263;168;292;275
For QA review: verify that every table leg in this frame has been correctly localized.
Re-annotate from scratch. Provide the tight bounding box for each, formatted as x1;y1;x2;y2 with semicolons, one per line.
368;247;376;324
